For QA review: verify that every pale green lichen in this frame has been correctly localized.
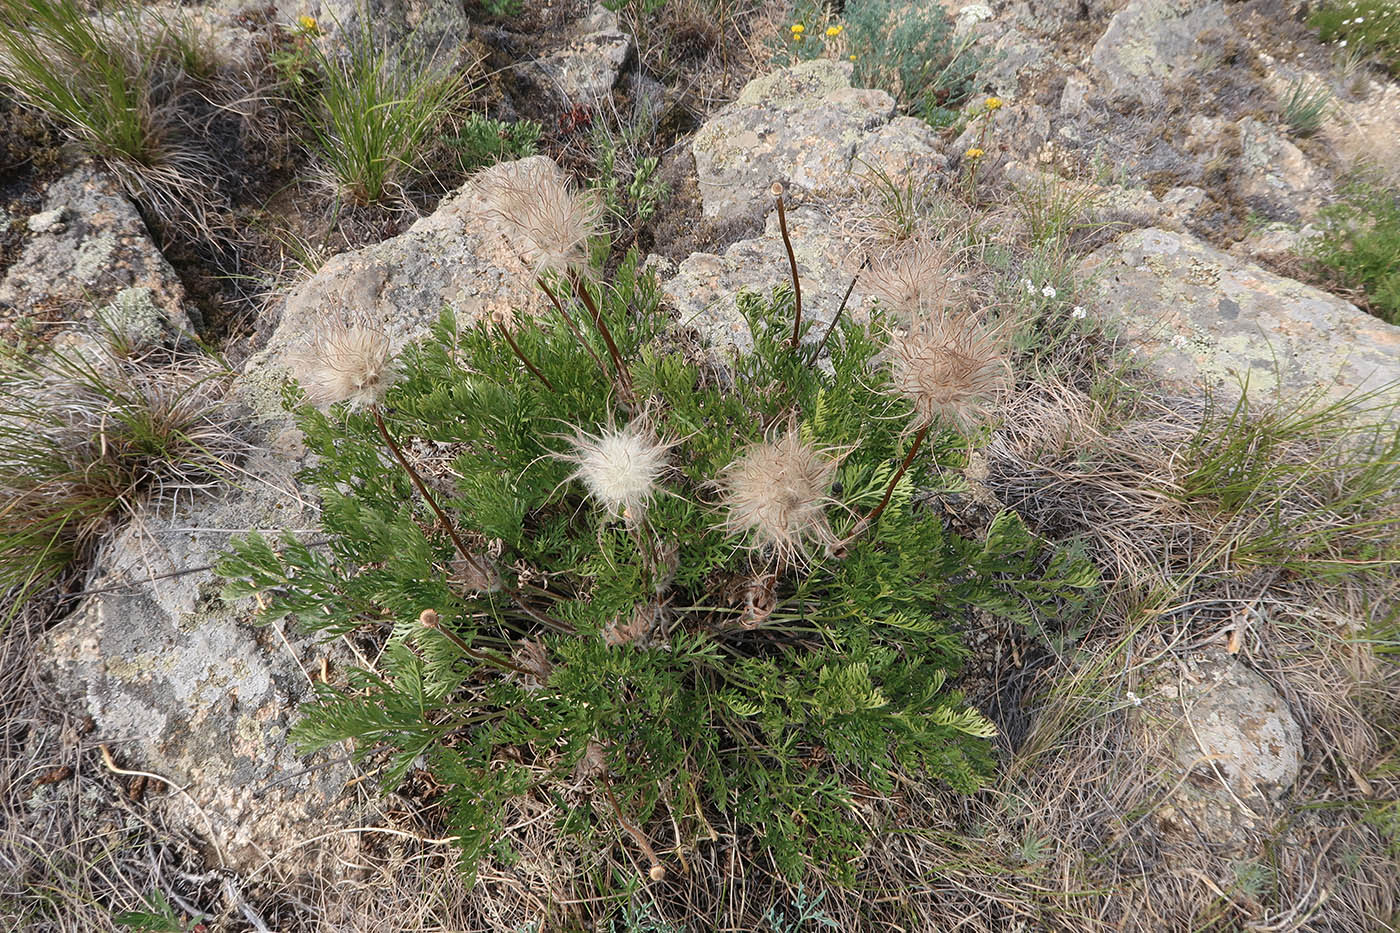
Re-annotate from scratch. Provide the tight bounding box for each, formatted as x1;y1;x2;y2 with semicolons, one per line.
73;231;118;283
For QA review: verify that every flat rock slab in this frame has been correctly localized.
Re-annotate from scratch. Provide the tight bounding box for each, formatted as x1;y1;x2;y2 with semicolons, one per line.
1080;228;1400;406
0;164;189;334
1089;0;1231;107
43;439;349;874
692;60;897;220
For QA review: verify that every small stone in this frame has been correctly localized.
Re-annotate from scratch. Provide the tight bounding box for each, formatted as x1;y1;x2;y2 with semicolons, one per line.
1133;651;1302;853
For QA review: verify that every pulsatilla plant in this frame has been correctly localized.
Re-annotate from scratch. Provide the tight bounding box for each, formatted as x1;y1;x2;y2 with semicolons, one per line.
217;160;1095;883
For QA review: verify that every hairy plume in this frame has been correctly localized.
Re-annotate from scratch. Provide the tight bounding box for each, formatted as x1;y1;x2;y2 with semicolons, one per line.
478;157;602;276
720;429;843;566
563;418;670;522
888;311;1012;433
290;318;396;410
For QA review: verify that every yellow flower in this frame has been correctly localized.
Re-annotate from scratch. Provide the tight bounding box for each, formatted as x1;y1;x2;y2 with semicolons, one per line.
297;14;318;32
985;96;1003;111
790;23;804;33
825;25;843;36
965;147;985;159
849;53;857;61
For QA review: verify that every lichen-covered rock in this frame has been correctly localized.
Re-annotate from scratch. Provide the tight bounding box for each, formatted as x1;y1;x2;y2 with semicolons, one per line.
511;4;633;106
40;159;547;874
1235;117;1326;223
0;164;189;333
691;60;896;219
1079;227;1400;406
300;0;471;68
1134;651;1302;852
245;157;546;391
1089;0;1232;106
44;439;346;873
852;118;948;189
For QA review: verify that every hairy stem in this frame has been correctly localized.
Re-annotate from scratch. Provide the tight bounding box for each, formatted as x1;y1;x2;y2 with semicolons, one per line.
847;423;930;543
773;184;803;349
537;275;608;377
813;256;868;361
418;609;535;678
603;777;666;880
569;271;634;399
371;404;478;566
494;319;556;392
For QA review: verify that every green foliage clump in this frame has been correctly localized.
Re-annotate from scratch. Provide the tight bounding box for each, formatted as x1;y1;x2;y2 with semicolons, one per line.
779;0;982;127
1310;0;1400;74
1279;77;1332;138
1310;175;1400;324
442;114;541;174
218;245;1094;883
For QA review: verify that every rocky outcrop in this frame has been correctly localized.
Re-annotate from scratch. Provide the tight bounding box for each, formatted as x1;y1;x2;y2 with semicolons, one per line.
1089;0;1232;107
691;60;899;220
1134;651;1302;852
663;207;872;355
0;164;190;334
672;62;947;352
1079;228;1400;406
510;5;633;107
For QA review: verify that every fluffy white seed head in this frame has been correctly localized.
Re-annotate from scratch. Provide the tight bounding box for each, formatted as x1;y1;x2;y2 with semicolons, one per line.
720;430;842;566
290;319;396;410
478;158;602;276
888;311;1012;433
863;239;954;315
564;420;669;522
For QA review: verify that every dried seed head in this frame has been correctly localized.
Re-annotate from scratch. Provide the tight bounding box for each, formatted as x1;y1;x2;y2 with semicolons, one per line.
889;312;1012;433
478;158;602;276
862;239;953;315
513;639;553;691
563;419;670;522
290;318;395;410
720;430;842;565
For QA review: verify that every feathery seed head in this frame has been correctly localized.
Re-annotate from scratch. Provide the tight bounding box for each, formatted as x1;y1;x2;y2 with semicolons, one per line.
291;318;395;410
478;158;602;276
863;239;954;315
888;312;1012;433
720;429;842;565
564;419;670;522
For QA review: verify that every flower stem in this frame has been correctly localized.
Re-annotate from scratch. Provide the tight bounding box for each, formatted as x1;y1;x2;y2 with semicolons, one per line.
813;256;868;361
773;184;803;349
494;319;556;392
373;406;573;635
846;423;930;543
603;777;666;880
569;271;634;399
418;609;534;677
538;275;608;377
371;404;478;565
